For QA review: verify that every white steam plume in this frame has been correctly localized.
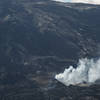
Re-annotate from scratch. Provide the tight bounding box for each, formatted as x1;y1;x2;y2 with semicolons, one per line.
71;0;100;4
53;0;100;4
55;58;100;86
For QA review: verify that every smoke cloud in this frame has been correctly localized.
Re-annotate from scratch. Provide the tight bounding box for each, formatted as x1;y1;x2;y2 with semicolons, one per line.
55;58;100;86
53;0;100;4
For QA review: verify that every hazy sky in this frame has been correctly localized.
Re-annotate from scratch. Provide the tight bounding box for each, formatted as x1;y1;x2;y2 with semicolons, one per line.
53;0;100;4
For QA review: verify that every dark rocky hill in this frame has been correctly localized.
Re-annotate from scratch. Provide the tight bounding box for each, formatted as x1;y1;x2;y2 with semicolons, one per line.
0;0;100;100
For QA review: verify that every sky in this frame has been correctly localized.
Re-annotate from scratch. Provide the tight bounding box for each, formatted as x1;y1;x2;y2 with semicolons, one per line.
53;0;100;4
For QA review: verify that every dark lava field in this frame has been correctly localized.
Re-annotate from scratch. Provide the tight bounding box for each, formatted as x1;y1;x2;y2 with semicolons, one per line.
0;0;100;100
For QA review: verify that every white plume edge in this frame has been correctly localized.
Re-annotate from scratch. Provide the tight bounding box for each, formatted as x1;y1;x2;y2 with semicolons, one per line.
52;0;100;5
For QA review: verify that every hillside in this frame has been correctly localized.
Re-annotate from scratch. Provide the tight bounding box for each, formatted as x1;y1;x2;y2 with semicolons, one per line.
0;0;100;100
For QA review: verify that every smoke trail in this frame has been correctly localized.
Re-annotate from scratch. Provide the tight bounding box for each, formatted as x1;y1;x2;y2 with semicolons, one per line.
55;58;100;86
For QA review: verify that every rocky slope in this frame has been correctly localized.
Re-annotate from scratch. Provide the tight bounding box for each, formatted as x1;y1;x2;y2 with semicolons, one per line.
0;0;100;100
